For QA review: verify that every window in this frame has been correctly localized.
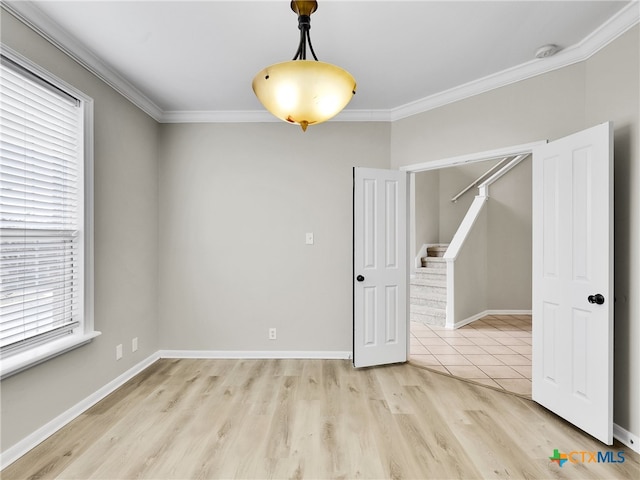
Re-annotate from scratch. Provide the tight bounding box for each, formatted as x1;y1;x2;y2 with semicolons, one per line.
0;47;98;378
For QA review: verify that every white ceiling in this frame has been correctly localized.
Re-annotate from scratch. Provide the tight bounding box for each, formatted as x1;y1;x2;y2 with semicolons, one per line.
5;1;637;122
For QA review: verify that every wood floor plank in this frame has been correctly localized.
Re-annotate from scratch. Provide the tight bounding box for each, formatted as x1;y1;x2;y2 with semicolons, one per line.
374;364;416;415
3;359;639;480
399;384;484;479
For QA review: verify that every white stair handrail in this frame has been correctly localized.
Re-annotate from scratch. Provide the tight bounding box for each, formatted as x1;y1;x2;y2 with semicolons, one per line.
478;154;529;189
450;157;510;203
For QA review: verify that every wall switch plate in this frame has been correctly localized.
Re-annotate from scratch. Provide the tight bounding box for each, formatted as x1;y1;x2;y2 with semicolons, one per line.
116;344;123;360
269;328;277;340
305;232;314;245
132;337;138;352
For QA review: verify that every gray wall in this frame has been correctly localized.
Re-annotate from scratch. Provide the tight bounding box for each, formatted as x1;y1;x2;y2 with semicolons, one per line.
452;203;488;321
157;122;390;352
392;25;640;443
0;12;160;450
486;158;532;309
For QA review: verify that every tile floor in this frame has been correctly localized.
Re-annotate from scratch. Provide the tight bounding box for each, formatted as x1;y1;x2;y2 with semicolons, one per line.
410;314;532;396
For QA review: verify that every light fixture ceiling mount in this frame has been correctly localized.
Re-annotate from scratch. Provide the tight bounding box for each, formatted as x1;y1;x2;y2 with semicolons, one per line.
252;0;357;132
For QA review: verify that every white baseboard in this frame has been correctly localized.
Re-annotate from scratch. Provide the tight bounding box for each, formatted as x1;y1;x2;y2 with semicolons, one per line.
613;423;640;454
0;352;160;469
451;311;486;329
158;350;352;360
452;309;532;329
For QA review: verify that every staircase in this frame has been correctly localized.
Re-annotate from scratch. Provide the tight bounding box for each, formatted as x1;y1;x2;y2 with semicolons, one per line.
410;244;448;326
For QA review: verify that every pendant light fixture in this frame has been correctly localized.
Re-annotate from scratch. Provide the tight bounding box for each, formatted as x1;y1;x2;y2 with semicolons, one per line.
252;0;356;131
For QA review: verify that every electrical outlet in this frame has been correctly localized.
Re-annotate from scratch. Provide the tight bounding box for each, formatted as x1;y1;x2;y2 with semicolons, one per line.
116;344;123;360
269;328;277;340
132;337;138;352
305;232;314;245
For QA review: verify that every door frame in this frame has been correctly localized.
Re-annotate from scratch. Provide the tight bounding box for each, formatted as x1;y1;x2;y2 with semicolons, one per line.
399;141;545;278
383;141;544;361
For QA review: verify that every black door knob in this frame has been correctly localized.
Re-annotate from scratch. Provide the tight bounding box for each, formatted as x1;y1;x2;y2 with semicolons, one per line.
356;275;365;282
588;294;605;305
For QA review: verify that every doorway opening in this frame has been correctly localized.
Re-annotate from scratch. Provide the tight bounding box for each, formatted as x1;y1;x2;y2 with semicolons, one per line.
401;142;542;395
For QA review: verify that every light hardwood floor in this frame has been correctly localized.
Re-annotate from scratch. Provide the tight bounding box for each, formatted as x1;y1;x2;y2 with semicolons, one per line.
4;359;639;479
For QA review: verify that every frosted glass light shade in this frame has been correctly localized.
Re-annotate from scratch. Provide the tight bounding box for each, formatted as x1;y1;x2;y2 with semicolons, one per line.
252;60;356;131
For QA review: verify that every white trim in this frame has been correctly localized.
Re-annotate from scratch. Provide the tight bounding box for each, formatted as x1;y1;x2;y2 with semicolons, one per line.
1;1;163;121
158;350;352;360
160;110;277;124
579;1;640;61
389;2;640;121
401;141;546;173
613;423;640;454
2;1;637;124
452;310;533;330
0;331;102;380
159;108;391;124
83;94;96;340
329;109;391;123
0;352;160;469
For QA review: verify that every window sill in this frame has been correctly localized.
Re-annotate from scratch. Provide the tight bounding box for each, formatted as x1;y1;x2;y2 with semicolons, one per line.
0;331;102;380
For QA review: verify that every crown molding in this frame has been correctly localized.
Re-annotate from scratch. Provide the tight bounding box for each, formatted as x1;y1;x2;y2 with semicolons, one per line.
333;108;392;123
159;108;391;123
390;1;640;121
4;0;638;125
2;0;164;121
160;110;278;124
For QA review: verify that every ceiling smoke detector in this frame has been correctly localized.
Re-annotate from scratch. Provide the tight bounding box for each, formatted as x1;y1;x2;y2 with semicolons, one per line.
535;44;561;59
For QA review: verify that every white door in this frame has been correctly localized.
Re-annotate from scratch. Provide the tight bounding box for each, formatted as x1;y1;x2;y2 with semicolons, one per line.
353;167;408;368
532;122;613;444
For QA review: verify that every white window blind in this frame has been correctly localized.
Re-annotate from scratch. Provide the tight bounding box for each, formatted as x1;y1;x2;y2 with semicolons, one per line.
0;54;84;356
